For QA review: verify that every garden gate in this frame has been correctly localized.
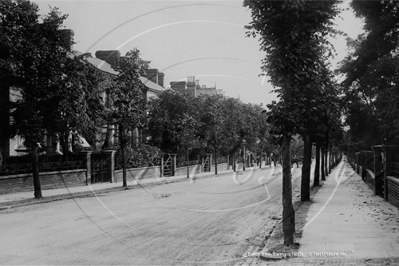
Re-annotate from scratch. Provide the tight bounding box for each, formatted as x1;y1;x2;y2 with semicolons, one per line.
91;153;112;183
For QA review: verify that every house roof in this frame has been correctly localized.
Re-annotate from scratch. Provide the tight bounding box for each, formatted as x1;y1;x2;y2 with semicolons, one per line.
86;55;118;75
139;76;164;94
74;50;165;94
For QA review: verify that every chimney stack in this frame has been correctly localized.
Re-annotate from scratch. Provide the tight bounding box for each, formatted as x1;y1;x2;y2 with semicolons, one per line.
59;29;74;51
170;81;186;93
158;72;164;87
146;69;159;84
95;50;121;67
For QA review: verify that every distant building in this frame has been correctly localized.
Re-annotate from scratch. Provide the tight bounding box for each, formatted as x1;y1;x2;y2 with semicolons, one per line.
170;76;225;97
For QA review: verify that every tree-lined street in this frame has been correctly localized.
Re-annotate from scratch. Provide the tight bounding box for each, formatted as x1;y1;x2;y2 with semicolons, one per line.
0;166;308;265
3;0;399;265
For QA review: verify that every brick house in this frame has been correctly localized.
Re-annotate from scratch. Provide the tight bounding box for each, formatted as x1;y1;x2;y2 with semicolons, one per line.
1;29;165;158
91;49;165;149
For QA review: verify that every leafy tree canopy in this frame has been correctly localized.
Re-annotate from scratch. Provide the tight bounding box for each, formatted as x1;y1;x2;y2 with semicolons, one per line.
339;0;399;145
106;48;149;129
245;0;340;138
147;89;203;154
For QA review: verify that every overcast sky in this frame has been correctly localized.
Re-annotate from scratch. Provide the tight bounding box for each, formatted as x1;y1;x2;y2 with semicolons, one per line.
35;0;364;106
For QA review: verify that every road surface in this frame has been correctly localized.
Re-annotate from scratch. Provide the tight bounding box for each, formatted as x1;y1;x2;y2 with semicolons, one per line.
0;165;308;265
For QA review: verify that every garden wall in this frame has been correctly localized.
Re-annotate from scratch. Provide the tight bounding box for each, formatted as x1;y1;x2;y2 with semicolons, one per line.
115;165;161;182
0;169;87;194
0;157;264;195
175;164;202;177
388;176;399;209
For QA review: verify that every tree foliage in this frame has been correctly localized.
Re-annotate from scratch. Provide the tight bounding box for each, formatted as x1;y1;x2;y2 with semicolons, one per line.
147;90;270;162
0;0;107;197
105;48;149;187
147;89;203;155
340;0;399;147
106;48;149;130
0;0;67;198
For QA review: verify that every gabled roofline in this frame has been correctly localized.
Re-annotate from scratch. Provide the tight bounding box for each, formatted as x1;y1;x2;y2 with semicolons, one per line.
73;50;165;93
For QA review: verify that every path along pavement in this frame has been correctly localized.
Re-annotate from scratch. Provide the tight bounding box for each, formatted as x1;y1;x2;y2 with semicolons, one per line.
256;156;399;266
0;167;235;209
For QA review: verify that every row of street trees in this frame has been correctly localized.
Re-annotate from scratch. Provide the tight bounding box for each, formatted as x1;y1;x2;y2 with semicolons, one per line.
1;1;348;218
0;0;148;197
244;0;344;245
0;0;279;199
146;90;274;174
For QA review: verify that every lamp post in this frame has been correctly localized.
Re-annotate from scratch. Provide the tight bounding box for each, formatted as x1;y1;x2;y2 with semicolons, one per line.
243;139;246;171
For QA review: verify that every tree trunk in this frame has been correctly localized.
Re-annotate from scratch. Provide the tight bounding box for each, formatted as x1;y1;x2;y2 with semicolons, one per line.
324;148;328;177
186;147;189;178
214;150;218;175
314;141;320;187
71;134;76;153
65;132;69;161
119;124;127;187
243;146;246;171
321;147;326;181
32;145;42;199
301;135;312;201
282;134;295;245
324;132;329;176
141;126;147;144
233;152;236;172
59;133;67;161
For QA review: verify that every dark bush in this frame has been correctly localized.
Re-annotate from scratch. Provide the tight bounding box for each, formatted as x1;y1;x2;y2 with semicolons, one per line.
115;144;161;170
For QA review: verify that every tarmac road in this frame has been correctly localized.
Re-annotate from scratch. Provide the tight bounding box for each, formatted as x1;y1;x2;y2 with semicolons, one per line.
0;165;306;265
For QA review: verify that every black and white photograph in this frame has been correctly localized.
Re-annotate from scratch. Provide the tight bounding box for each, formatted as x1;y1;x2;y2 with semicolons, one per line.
1;0;399;265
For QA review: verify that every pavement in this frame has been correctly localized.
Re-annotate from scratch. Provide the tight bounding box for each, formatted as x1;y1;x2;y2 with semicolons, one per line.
255;156;399;266
0;167;236;209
